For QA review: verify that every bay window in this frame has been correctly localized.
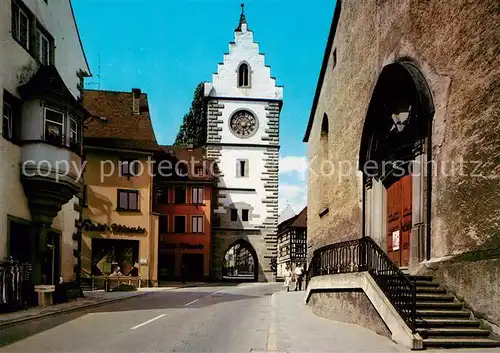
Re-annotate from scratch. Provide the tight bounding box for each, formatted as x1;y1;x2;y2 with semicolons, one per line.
37;29;50;65
3;101;12;140
70;117;78;143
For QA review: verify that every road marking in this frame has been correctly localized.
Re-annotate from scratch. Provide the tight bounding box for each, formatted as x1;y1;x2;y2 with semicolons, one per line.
184;298;200;306
210;290;224;296
130;314;165;330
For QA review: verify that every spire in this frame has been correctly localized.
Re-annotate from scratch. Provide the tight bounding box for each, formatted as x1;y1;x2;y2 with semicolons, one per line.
236;2;249;32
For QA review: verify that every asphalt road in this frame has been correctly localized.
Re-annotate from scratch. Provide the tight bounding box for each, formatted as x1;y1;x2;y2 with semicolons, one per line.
0;283;281;353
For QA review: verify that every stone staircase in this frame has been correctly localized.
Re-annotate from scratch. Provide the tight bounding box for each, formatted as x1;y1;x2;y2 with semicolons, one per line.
409;275;500;349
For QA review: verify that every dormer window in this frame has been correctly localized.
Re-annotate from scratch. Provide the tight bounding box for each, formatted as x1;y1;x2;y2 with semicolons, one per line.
238;63;250;88
44;108;64;145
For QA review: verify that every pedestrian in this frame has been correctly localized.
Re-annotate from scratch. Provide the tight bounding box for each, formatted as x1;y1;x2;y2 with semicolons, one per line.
294;264;304;291
283;266;293;292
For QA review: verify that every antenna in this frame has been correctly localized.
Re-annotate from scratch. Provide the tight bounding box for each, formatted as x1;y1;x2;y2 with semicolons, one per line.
87;53;103;90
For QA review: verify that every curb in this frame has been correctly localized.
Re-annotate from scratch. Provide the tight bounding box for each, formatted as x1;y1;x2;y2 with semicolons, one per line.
0;291;153;330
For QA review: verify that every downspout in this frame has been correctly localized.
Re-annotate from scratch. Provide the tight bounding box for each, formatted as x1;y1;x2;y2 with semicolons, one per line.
426;118;433;260
361;173;366;238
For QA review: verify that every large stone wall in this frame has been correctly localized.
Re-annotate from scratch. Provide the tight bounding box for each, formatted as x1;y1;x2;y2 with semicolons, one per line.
307;0;499;325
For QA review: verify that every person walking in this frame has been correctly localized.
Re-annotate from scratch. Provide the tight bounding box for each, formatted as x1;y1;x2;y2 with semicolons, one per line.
283;266;293;292
294;264;304;291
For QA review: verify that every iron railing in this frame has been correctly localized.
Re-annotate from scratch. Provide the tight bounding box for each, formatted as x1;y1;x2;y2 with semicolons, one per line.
309;237;417;333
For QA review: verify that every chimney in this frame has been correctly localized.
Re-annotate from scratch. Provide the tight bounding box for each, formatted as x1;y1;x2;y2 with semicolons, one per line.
132;88;141;115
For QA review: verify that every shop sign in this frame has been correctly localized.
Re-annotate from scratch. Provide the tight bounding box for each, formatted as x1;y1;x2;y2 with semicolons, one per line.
80;220;146;235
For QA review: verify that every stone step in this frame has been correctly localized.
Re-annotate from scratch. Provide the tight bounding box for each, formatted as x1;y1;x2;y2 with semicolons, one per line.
416;301;463;309
416;318;481;328
417;327;491;337
408;275;434;282
416;286;447;294
416;293;455;302
423;338;500;348
417;309;471;318
413;280;441;288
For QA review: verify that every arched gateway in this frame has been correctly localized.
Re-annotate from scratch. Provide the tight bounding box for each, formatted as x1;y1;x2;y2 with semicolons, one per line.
221;239;259;281
204;5;282;282
359;60;435;270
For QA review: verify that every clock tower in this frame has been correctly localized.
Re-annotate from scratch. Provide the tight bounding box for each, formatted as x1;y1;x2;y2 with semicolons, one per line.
204;4;283;282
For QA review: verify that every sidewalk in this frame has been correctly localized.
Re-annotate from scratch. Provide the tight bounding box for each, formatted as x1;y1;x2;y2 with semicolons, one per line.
0;283;201;329
268;291;500;353
268;290;409;353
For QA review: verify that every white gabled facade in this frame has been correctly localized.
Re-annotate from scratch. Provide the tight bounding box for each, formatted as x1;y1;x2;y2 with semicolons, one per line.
204;6;283;281
0;0;90;292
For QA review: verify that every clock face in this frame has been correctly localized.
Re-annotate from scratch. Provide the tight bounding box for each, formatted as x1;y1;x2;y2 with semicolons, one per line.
229;110;258;138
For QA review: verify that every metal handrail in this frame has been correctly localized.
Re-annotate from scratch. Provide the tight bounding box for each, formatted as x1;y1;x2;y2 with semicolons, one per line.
309;237;416;333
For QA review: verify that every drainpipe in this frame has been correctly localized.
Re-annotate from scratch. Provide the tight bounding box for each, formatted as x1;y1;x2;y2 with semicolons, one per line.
361;173;366;238
426;118;432;261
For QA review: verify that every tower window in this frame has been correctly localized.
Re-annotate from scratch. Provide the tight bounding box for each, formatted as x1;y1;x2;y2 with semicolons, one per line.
238;63;250;87
242;209;249;222
237;159;249;177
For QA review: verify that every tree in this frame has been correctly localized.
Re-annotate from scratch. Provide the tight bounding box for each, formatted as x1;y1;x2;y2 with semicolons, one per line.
174;82;207;147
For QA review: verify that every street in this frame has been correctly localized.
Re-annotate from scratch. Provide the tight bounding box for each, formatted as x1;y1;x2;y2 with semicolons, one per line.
0;283;278;353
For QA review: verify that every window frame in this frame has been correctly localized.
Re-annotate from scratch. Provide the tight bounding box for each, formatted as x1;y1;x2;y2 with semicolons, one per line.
12;1;30;51
37;28;50;65
174;186;187;204
44;107;65;143
238;62;251;88
117;189;140;212
191;215;204;234
237;159;249;178
69;117;78;143
159;215;169;234
174;215;186;234
191;186;205;204
2;100;13;140
120;160;140;177
242;209;249;222
157;187;169;204
230;209;238;222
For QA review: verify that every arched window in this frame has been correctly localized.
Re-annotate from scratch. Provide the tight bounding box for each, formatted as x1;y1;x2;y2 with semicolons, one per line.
238;63;250;87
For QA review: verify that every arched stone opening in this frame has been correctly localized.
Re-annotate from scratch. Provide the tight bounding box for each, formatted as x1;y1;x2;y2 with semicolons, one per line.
359;60;435;271
221;238;259;282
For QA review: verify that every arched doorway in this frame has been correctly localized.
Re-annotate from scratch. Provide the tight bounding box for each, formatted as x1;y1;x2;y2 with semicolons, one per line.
359;60;435;269
222;239;259;282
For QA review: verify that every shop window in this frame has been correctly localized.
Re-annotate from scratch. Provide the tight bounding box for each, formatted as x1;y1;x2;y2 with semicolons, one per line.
191;216;203;233
192;187;204;204
174;215;186;233
117;189;140;211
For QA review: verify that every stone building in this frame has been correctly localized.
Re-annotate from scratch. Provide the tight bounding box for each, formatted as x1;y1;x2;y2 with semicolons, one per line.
0;0;90;308
204;5;283;282
304;0;499;349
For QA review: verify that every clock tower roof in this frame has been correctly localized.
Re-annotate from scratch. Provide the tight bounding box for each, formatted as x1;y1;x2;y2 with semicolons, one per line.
235;3;250;32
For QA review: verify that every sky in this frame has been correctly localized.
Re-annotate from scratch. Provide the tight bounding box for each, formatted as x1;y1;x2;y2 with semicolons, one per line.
72;0;335;215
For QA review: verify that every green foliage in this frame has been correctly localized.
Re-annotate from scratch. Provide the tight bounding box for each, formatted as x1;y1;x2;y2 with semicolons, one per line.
174;82;207;147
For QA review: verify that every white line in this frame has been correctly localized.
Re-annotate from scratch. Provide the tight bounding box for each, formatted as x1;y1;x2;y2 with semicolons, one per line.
210;290;224;296
130;314;165;330
184;298;200;306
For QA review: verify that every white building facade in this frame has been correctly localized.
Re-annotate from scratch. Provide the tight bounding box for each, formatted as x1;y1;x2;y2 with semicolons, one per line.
205;6;283;282
0;0;90;306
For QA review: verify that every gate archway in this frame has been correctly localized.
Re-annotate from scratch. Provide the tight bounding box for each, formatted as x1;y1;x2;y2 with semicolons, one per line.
222;239;259;282
359;60;435;269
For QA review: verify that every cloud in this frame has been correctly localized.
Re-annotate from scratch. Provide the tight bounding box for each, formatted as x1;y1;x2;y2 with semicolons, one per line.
279;156;307;181
279;182;307;215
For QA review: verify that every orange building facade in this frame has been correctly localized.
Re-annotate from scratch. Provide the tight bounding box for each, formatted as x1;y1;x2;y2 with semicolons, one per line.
154;147;216;282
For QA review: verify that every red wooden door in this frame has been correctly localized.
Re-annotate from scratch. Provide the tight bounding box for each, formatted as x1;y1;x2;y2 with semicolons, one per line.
386;174;412;267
